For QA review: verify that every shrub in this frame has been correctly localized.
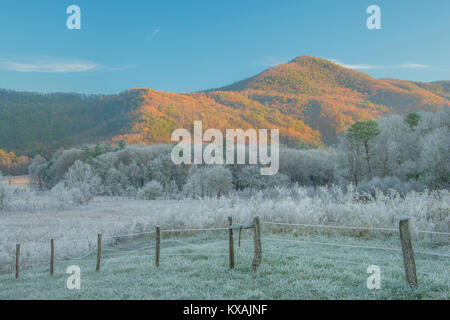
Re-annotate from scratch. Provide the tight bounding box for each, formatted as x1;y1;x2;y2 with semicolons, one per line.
137;180;163;200
358;176;426;195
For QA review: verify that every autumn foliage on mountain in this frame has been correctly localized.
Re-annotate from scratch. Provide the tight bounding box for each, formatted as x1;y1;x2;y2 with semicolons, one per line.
0;55;449;158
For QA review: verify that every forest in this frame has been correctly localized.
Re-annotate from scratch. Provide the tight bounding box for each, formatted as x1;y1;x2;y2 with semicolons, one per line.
0;149;29;176
0;89;142;158
1;108;447;212
1;56;449;165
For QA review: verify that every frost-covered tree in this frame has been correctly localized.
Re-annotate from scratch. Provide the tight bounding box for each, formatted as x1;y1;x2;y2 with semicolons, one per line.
337;109;449;189
61;160;101;204
28;155;48;190
335;135;365;186
0;171;9;211
235;166;262;191
279;148;336;186
23;108;449;199
183;165;206;199
88;144;182;197
263;172;291;189
204;166;233;197
137;180;163;200
101;166;128;196
45;148;84;188
123;162;146;190
163;180;180;199
150;153;187;190
371;115;408;178
419;126;450;188
183;166;233;198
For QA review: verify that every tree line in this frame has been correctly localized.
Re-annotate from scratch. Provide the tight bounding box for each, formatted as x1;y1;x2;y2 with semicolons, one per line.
20;109;448;205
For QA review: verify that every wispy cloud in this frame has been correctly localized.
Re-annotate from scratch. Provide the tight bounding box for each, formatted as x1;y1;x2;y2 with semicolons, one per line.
0;57;133;73
103;65;136;72
0;57;98;73
328;59;429;70
146;28;160;41
252;56;288;68
397;63;428;69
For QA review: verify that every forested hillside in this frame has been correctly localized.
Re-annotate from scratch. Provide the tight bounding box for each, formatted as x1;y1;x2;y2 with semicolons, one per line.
0;56;448;159
0;89;142;157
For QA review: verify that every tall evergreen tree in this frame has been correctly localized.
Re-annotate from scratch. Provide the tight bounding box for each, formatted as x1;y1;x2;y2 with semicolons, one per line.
404;112;421;129
347;120;381;179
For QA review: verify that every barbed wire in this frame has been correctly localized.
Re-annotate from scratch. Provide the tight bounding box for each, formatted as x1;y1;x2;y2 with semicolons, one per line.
3;226;226;245
416;230;450;236
262;221;397;232
264;237;450;258
264;249;370;267
262;220;450;236
6;221;448;247
102;245;155;255
263;249;450;283
103;231;156;240
4;221;448;279
161;227;229;233
160;253;227;257
263;236;402;252
161;239;228;249
414;250;450;258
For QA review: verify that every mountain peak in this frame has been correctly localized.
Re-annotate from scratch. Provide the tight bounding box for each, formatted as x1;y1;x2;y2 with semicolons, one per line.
216;54;371;94
288;54;329;64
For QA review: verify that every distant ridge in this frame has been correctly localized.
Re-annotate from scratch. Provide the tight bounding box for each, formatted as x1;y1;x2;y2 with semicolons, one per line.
1;55;449;156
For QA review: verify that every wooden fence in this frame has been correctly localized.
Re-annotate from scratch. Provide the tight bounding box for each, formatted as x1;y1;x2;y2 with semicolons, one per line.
13;217;444;287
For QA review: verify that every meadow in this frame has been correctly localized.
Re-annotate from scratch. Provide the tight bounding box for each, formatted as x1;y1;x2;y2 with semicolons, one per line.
0;186;448;299
0;231;448;300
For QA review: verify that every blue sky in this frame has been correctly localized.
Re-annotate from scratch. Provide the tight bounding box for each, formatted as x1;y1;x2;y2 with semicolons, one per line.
0;0;449;94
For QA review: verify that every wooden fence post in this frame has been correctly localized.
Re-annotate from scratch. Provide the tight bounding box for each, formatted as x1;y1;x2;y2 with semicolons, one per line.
15;244;20;279
228;217;234;269
155;226;160;267
251;216;262;271
96;233;102;272
50;239;54;276
238;227;242;247
399;218;417;287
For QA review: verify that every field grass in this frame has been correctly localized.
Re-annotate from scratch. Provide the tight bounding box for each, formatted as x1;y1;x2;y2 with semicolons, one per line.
1;229;448;300
1;190;448;300
1;189;448;273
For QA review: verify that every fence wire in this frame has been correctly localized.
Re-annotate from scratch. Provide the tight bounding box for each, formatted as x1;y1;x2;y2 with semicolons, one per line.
263;249;450;284
262;220;450;236
263;236;402;252
262;221;398;232
263;236;450;258
3;220;449;286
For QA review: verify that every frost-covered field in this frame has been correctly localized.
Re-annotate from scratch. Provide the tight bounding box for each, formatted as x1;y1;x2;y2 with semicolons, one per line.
0;232;448;300
0;186;449;299
0;186;449;272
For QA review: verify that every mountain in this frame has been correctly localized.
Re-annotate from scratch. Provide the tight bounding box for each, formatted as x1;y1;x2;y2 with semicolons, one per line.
0;55;449;157
0;89;142;156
